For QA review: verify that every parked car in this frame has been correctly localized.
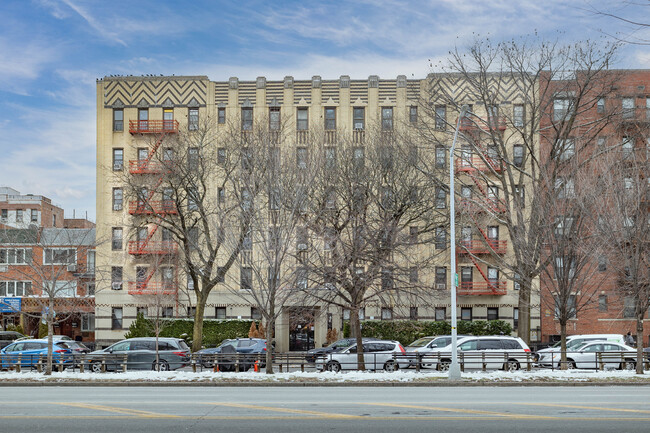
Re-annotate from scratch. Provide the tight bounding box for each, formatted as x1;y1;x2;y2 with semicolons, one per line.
85;337;190;372
0;339;73;369
404;335;469;367
0;331;26;349
196;338;269;370
56;340;91;354
314;340;408;372
538;341;636;370
534;334;625;362
305;338;378;363
421;336;531;372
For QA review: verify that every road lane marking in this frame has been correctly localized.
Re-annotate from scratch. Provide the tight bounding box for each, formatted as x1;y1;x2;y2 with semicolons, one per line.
360;402;556;419
515;402;650;414
205;402;364;419
52;402;181;418
2;415;650;421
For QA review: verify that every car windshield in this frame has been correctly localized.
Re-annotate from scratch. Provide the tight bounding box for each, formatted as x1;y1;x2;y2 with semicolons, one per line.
430;338;451;348
408;338;433;348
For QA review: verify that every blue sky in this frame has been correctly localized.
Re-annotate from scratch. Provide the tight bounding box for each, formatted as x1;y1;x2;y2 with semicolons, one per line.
0;0;648;221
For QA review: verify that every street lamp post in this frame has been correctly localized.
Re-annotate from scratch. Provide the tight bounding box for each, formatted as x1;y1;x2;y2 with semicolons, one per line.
448;104;469;381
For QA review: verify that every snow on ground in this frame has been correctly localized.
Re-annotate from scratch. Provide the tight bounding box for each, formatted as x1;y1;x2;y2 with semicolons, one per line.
1;369;650;383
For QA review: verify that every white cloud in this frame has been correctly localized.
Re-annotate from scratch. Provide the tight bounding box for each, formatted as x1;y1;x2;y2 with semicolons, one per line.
0;37;59;93
60;0;127;46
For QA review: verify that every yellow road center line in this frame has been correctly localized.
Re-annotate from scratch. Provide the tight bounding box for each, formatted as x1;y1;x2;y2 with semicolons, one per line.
52;402;181;418
360;402;555;419
515;402;650;414
206;402;365;419
2;415;650;421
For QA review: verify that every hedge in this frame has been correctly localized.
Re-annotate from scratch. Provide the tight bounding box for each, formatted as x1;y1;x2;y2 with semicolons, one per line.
343;320;513;345
124;314;258;348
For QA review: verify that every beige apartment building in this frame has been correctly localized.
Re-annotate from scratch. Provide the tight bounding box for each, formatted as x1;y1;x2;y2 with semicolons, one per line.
95;74;540;350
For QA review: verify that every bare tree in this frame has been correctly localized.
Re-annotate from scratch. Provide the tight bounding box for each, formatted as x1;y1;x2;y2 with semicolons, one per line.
430;36;619;343
587;1;650;45
297;126;447;370
0;227;95;375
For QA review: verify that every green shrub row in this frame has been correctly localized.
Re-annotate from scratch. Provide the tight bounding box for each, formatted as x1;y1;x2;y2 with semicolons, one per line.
343;320;513;345
124;314;257;348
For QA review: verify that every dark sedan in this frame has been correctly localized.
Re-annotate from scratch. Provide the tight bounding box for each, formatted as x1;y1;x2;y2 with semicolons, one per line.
196;338;269;370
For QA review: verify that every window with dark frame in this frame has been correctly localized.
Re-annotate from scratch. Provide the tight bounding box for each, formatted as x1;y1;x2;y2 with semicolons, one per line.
410;307;418;320
111;267;122;290
269;107;280;131
297;108;308;130
513;104;524;127
435;307;446;321
513;145;524;167
112;148;123;171
218;107;226;124
409;106;418;123
381;107;393;131
113;109;123;131
111;227;123;250
324;107;336;130
216;307;226;319
435;146;446;168
251;307;262;320
435;105;446;130
435;227;446;250
240;267;253;291
241;107;253;131
111;307;123;330
487;307;499;321
435;266;447;289
353;107;365;130
188;108;199;130
599;294;608;312
112;188;123;211
381;308;393;320
597;97;605;114
461;307;472;321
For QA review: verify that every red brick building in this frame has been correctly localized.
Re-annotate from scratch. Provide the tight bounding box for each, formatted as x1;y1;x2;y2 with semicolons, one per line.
539;70;650;346
0;187;65;229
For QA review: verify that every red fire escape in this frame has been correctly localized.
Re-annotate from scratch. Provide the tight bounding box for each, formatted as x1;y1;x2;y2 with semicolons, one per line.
455;114;508;296
126;119;179;296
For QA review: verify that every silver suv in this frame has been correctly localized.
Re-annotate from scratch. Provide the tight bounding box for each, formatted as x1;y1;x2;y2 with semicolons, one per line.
315;340;408;372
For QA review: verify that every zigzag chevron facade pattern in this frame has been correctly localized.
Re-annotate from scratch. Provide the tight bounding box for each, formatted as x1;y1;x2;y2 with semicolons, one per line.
427;74;528;105
102;77;209;108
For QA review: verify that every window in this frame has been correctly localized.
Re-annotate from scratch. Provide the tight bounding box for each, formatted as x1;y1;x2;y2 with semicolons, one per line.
136;307;148;318
435;187;446;209
408;226;419;244
513;145;524;167
555;177;575;199
1;209;6;221
240;267;252;291
435;105;446;129
188;108;199;130
487;267;499;282
553;98;573;122
381;307;393;320
513;307;519;329
557;139;575;160
112;148;123;171
112;188;123;211
218;107;226;124
461;307;472;321
353;147;364;169
435;307;446;321
0;248;32;265
251;307;262;320
297;108;308;130
410;307;418;320
513;104;524;127
187;187;199;211
513;273;521;291
81;313;95;332
435;227;446;250
86;282;95;296
138;108;148;129
188;147;199;170
554;216;574;237
624;177;634;191
461;186;472;200
163;108;174;130
434;146;446;168
30;209;38;223
353;107;365;130
0;281;32;297
324;107;336;130
324;147;336;170
623;296;635;318
53;214;56;226
15;209;23;223
409;106;418;123
381;268;394;290
111;227;123;250
269;107;280;131
50;280;77;298
554;295;576;318
111;307;123;330
461;267;473;284
555;257;576;280
296;267;308;290
381;107;394;131
487;225;498;240
409;267;418;284
622;97;635;119
622;137;634;158
598;255;607;272
343;309;351;321
43;248;75;265
216;307;226;319
241;107;253;131
597;97;605;114
487;307;499;321
111;266;123;290
435;267;447;289
113;109;123;131
296;147;307;169
599;294;608;312
162;307;174;318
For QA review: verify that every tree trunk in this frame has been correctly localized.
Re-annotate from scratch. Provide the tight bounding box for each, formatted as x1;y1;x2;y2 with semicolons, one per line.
517;280;531;344
45;299;54;376
265;316;274;374
191;294;206;353
350;308;365;371
559;321;567;370
636;316;644;375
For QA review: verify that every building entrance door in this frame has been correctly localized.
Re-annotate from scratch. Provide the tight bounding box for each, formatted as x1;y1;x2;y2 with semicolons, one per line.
288;308;315;351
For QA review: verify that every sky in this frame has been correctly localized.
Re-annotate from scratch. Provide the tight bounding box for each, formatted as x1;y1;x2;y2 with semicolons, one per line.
0;0;648;221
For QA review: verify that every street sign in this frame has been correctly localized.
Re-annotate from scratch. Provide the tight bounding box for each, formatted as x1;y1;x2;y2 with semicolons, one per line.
0;297;21;313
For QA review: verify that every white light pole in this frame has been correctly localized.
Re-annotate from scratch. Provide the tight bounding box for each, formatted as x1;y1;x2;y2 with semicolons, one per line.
448;104;469;380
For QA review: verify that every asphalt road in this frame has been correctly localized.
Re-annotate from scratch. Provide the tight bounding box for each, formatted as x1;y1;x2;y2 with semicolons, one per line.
2;385;650;432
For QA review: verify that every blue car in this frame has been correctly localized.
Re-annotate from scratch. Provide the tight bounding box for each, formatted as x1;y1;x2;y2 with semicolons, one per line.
0;339;73;369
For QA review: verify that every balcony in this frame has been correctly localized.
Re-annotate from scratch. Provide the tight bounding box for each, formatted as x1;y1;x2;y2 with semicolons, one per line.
456;156;502;173
127;240;178;255
296;130;309;145
458;281;507;296
353;130;365;144
128;200;177;215
459;239;507;255
459;116;507;132
127;281;176;296
128;160;164;175
324;130;337;144
129;120;179;134
459;199;507;214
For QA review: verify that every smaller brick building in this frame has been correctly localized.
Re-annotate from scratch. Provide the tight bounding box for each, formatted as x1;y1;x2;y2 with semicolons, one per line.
0;187;65;229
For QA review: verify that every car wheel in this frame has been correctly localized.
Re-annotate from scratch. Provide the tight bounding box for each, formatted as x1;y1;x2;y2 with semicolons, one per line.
90;361;103;373
504;359;520;372
384;360;399;372
566;359;576;369
153;360;169;371
621;359;636;371
326;361;341;372
437;359;451;372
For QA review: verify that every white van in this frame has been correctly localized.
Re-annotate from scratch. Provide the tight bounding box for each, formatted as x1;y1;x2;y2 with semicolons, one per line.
535;334;625;362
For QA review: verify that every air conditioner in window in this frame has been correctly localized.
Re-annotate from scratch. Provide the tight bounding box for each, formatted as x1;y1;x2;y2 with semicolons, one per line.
0;265;8;273
111;283;122;290
67;264;77;272
436;283;446;290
